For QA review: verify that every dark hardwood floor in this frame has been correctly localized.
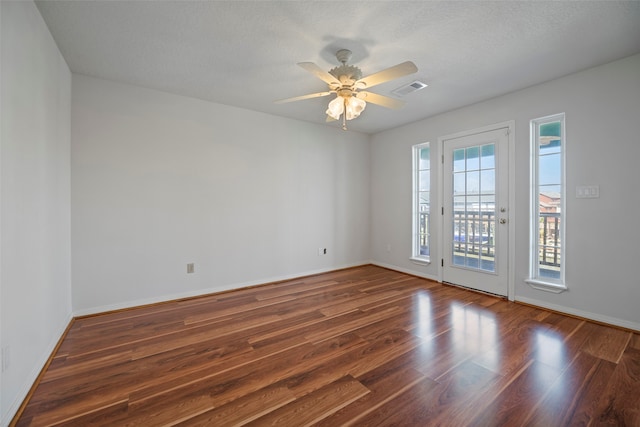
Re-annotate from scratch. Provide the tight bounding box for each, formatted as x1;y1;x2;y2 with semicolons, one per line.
13;265;640;426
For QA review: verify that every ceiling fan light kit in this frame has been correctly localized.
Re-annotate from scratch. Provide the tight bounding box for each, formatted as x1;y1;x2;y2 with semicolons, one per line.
326;95;366;130
276;49;418;130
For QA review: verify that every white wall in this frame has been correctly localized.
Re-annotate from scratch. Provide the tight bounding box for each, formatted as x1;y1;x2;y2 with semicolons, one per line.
1;1;72;424
371;54;640;330
71;75;371;314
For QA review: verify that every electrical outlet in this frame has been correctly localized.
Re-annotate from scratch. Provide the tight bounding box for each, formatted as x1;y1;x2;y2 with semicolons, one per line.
186;263;195;274
318;248;327;256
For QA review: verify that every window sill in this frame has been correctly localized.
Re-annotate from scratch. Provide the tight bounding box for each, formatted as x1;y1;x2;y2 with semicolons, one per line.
525;278;567;294
410;257;431;266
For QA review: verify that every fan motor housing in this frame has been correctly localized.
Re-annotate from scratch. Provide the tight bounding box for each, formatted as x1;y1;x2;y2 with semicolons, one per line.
336;88;353;98
329;65;363;85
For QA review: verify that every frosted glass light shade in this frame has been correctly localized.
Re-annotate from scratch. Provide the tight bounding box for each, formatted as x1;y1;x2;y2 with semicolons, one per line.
345;97;366;120
326;96;344;120
326;95;367;121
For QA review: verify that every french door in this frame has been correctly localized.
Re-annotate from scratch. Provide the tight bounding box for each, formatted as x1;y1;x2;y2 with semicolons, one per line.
442;125;510;296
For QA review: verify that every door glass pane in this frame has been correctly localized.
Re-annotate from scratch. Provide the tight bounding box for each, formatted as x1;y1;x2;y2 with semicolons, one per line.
481;144;495;168
453;172;465;195
466;171;480;194
480;170;495;193
453;196;465;218
419;147;430;169
413;143;431;260
466;146;480;171
453;149;465;172
465;195;480;212
452;143;496;273
535;119;563;281
419;170;430;190
419;191;429;204
539;154;561;185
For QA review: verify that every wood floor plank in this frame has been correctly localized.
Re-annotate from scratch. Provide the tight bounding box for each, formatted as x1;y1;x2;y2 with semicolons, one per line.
318;289;401;317
269;330;421;405
630;333;640;350
242;376;370;426
348;329;422;378
591;346;640;426
539;311;584;335
581;323;632;363
125;332;368;423
33;336;263;421
355;357;502;427
468;360;563;426
425;360;504;426
304;306;402;344
171;383;295;426
12;265;640;426
352;301;419;340
316;365;426;426
126;340;315;407
357;276;423;293
184;294;297;325
347;376;441;426
21;395;130;427
130;314;282;359
40;349;134;383
45;399;130;427
524;351;616;427
414;328;481;380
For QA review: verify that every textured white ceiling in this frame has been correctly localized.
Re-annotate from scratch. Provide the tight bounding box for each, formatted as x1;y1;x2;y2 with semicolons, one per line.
36;1;640;134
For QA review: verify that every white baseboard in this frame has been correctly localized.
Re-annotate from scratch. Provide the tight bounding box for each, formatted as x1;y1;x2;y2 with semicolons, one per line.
370;261;440;282
2;312;74;427
516;296;640;332
73;261;372;317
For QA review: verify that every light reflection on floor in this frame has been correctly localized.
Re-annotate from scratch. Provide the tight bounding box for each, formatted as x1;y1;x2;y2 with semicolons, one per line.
450;303;498;354
535;328;566;369
412;291;571;396
414;292;434;340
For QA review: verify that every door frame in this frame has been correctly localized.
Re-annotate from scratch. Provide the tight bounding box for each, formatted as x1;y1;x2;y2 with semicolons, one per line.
437;121;516;301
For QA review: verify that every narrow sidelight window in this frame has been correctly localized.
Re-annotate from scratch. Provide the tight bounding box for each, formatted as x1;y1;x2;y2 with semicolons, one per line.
412;143;430;262
529;114;566;291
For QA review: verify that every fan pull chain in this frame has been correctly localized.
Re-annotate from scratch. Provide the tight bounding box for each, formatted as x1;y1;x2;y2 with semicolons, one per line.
342;98;348;131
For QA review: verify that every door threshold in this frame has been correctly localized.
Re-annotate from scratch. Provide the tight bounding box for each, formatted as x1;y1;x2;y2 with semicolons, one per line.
442;281;507;299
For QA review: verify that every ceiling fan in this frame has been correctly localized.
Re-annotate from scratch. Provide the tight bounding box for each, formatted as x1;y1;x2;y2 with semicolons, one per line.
276;49;418;130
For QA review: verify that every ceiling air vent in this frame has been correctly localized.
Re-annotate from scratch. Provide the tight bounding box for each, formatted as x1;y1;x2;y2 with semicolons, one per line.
391;80;428;97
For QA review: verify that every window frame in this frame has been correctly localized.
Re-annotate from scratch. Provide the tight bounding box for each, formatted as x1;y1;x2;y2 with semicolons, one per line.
526;113;567;293
411;142;431;264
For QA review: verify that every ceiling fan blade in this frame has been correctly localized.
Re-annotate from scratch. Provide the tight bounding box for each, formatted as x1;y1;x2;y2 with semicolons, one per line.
356;91;405;110
297;62;340;86
274;91;333;104
358;61;418;89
